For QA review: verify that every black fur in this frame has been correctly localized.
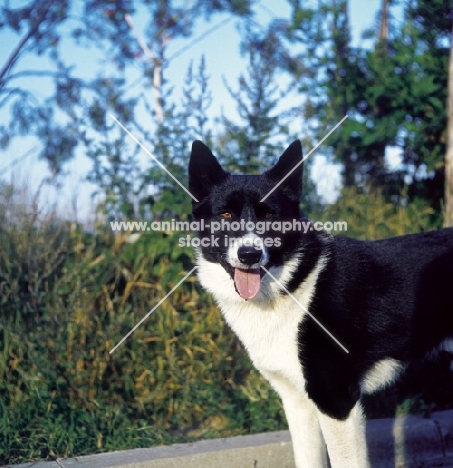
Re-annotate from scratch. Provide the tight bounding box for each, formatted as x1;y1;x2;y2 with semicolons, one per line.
189;140;453;421
189;140;305;278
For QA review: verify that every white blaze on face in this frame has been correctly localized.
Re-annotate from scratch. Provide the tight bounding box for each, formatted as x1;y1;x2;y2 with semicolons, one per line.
227;233;268;300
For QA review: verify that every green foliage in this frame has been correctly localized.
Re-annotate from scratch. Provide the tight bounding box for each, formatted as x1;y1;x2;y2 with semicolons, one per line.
0;0;255;176
314;186;442;240
218;27;298;174
0;182;285;465
287;0;449;209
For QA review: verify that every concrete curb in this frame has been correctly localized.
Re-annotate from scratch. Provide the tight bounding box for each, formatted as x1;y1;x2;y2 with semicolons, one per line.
11;410;453;468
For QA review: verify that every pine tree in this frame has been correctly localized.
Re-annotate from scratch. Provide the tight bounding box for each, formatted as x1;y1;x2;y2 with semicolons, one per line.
287;0;450;217
218;28;295;174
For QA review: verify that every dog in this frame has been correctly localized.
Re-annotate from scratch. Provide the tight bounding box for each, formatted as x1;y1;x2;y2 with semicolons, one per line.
188;139;453;468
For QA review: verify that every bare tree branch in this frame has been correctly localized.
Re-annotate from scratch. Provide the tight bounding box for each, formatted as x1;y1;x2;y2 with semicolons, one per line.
0;0;54;88
3;69;55;81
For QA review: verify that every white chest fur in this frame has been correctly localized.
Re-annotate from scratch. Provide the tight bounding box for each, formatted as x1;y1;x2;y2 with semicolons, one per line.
196;255;327;394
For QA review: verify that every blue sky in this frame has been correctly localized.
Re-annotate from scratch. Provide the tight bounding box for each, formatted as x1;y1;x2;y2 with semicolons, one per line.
0;0;385;221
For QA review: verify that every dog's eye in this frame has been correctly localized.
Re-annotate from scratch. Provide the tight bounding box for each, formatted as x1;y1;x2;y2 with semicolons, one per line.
265;213;273;219
221;212;232;219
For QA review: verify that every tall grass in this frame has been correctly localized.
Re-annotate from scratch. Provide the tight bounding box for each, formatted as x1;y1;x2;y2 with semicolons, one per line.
0;182;285;465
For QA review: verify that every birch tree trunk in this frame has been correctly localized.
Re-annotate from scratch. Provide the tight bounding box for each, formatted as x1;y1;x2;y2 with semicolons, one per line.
444;23;453;227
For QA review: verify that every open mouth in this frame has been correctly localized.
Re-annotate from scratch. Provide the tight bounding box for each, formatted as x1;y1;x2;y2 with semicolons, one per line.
219;252;271;300
234;267;262;300
221;262;269;300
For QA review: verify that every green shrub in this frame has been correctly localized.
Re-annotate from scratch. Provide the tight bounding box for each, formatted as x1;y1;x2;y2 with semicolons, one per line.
0;183;285;464
313;186;442;239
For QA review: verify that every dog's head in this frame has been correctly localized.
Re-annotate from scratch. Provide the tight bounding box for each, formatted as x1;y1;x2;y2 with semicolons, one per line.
188;140;305;300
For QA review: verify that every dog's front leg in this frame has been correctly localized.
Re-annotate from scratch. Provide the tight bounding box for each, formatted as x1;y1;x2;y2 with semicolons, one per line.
262;371;328;468
284;395;328;468
317;402;370;468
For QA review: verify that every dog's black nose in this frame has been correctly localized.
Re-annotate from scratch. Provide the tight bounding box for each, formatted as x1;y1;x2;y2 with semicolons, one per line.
237;246;262;265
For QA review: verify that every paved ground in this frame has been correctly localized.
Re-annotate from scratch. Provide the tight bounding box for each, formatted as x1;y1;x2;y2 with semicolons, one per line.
11;410;453;468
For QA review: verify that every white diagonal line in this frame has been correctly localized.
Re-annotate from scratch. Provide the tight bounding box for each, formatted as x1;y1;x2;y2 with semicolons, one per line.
109;266;198;354
260;115;349;202
261;266;349;353
109;114;199;202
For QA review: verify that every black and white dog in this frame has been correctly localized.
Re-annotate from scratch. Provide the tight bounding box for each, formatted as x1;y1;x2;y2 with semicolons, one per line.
188;139;453;468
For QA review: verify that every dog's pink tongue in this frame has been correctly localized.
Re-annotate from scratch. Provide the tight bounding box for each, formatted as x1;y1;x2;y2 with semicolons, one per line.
234;268;261;299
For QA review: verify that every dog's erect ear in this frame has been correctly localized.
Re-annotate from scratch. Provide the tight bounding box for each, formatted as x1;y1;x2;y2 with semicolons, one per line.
189;141;228;202
265;140;303;201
